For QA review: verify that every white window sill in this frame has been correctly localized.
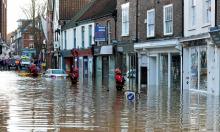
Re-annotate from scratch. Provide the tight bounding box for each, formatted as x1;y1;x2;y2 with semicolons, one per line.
121;34;129;37
147;35;155;38
164;33;173;36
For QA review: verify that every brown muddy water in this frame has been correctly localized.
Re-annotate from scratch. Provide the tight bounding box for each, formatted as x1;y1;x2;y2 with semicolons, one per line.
0;71;219;132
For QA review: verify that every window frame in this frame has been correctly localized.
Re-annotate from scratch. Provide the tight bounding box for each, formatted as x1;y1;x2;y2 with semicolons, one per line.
88;25;92;47
81;26;85;48
73;28;76;49
163;4;173;36
107;21;111;44
203;0;211;25
121;2;130;36
147;8;155;38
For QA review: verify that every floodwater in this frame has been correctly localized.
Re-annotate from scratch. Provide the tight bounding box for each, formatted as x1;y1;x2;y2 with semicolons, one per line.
0;71;219;132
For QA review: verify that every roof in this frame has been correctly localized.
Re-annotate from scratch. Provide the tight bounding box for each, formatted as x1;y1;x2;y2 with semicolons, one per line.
62;0;116;30
78;0;116;22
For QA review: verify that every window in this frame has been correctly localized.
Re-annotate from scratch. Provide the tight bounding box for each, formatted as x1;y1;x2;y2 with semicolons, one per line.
163;4;173;35
107;21;111;44
73;28;76;48
64;31;67;49
204;0;211;24
121;3;129;36
88;25;92;46
147;9;155;37
29;43;34;49
81;26;85;48
29;35;34;40
191;0;196;27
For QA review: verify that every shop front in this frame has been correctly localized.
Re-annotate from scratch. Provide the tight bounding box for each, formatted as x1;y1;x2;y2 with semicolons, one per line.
116;43;137;91
93;45;115;87
182;36;220;95
134;39;181;93
72;48;93;80
61;50;73;74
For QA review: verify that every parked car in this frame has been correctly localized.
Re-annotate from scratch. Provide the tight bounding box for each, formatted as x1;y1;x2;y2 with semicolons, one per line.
42;69;68;79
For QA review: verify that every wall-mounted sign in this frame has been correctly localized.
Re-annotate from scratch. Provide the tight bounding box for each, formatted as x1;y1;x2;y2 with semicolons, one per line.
210;26;220;45
95;25;106;42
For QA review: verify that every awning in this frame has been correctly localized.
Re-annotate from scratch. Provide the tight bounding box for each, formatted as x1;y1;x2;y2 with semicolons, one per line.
61;50;72;57
100;45;113;55
94;45;113;56
134;39;179;50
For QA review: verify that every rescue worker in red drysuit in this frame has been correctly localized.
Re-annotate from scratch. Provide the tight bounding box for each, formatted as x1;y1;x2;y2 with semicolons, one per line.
70;67;79;84
115;68;125;90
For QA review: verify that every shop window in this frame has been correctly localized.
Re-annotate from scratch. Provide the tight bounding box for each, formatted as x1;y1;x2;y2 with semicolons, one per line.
190;47;207;91
200;47;207;91
190;48;198;90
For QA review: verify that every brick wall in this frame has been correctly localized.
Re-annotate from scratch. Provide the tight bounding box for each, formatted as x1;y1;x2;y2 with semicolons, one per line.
116;0;137;43
95;16;116;45
138;0;183;42
217;0;220;25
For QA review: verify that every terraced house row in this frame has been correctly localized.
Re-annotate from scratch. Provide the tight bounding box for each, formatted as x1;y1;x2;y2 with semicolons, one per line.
47;0;220;95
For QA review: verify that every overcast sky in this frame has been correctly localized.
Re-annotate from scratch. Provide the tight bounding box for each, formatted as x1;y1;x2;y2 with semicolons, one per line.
7;0;30;33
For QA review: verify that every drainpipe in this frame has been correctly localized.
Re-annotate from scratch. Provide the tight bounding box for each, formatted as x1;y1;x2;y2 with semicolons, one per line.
136;0;139;93
181;0;184;94
215;0;217;26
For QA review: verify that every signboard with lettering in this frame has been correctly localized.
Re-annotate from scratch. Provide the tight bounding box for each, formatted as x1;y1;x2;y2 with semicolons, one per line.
95;25;106;42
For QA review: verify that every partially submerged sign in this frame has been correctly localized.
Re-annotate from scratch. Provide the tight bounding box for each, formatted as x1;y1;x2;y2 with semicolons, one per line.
125;91;135;102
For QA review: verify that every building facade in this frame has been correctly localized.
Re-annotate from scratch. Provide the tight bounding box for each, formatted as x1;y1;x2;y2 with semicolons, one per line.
92;0;117;88
134;0;183;93
116;0;139;91
181;0;217;95
0;0;7;41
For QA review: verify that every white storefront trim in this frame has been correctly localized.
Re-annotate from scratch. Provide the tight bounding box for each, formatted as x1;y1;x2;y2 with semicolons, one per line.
134;39;179;50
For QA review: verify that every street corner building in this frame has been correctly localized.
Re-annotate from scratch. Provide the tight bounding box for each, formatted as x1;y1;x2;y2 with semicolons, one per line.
181;0;219;95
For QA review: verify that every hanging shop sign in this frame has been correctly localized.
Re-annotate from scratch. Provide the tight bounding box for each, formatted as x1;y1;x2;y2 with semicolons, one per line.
94;25;107;42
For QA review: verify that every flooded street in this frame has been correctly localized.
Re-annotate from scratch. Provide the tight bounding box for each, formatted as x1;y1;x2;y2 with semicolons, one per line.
0;71;219;132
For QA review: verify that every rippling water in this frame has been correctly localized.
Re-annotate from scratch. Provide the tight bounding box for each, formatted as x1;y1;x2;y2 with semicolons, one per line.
0;71;219;132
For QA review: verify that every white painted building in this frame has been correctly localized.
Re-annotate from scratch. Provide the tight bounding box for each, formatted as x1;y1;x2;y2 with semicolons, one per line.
180;0;219;95
61;22;95;78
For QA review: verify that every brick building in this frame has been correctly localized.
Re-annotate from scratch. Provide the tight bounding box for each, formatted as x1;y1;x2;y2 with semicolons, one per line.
0;0;7;41
134;0;183;92
116;0;139;91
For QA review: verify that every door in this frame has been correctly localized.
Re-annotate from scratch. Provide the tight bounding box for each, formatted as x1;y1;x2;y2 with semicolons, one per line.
102;56;109;86
141;67;148;92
